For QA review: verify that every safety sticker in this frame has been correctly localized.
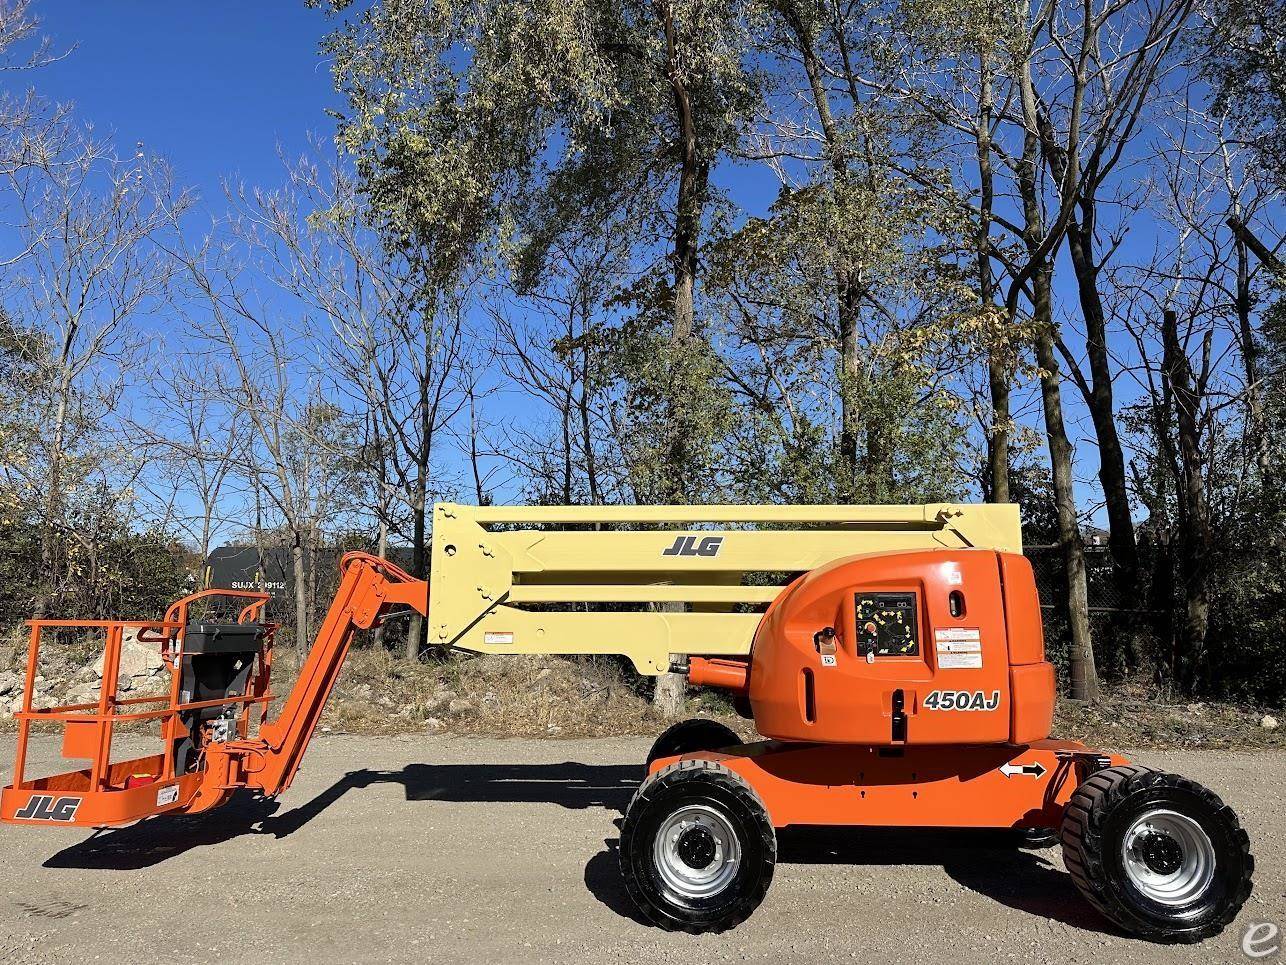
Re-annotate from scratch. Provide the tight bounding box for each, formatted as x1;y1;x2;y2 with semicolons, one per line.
156;784;179;807
820;654;837;668
935;627;981;644
935;628;982;668
484;631;515;645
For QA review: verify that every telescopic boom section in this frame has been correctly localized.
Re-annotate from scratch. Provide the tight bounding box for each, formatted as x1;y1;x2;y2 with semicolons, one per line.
242;552;427;797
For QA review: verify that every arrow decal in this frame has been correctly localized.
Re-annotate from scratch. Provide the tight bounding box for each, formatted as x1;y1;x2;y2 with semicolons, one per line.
999;761;1047;779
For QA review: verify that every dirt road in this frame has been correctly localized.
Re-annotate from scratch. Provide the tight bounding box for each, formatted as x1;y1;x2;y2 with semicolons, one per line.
1;735;1281;964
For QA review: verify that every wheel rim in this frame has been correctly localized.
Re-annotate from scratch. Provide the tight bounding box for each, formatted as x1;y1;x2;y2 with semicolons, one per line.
653;804;742;900
1120;808;1216;906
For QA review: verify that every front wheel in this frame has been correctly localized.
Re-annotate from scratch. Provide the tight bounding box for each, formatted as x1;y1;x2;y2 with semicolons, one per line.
1061;765;1253;942
619;759;775;933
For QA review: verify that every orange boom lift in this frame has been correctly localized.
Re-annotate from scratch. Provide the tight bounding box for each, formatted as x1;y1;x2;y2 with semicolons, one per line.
1;506;1254;944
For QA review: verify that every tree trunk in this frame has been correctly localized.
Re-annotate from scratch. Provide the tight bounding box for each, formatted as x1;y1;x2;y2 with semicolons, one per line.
253;479;267;593
985;360;1011;503
33;379;72;620
578;325;600;505
838;280;862;496
651;0;714;714
663;2;707;348
975;57;1010;504
653;667;686;718
1014;49;1098;700
291;530;309;652
560;382;574;503
1032;271;1099;700
199;503;214;590
1161;309;1213;692
671;164;708;344
1228;213;1267;475
372;514;390;650
35;470;60;620
662;74;709;497
1066;217;1139;591
406;475;428;661
307;518;320;653
406;313;438;662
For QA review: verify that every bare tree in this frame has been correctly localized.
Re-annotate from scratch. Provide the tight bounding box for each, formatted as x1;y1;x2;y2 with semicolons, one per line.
2;142;188;617
227;155;473;658
0;0;75;192
132;360;248;585
491;234;634;505
1117;103;1282;690
162;209;353;650
1220;135;1283;474
1032;0;1192;608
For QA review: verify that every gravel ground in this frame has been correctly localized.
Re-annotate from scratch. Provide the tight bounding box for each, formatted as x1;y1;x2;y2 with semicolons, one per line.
1;734;1282;964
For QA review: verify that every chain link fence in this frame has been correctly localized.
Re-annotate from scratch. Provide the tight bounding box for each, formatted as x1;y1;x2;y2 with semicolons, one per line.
1025;543;1135;613
1025;543;1152;682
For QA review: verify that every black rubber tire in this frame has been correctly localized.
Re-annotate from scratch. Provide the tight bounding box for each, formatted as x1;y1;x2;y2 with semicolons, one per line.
1060;765;1253;943
645;718;742;770
619;759;776;933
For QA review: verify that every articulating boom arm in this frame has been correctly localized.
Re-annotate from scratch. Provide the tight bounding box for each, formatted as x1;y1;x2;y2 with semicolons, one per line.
239;552;428;798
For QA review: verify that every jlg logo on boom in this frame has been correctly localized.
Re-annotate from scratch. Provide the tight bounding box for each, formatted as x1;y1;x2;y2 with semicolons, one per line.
662;535;724;558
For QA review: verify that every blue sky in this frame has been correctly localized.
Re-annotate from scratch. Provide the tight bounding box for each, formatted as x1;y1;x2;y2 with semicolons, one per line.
35;2;337;208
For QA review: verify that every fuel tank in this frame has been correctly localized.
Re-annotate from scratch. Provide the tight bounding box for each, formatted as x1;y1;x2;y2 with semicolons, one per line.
747;549;1054;745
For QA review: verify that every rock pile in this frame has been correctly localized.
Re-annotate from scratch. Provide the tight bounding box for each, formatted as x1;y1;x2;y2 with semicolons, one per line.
0;630;169;718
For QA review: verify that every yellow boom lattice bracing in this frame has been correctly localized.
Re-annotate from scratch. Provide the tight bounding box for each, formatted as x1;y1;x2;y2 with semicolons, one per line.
428;502;1022;673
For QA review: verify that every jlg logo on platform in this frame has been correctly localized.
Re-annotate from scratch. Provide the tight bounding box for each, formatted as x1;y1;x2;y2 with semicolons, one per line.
662;535;724;558
13;794;81;822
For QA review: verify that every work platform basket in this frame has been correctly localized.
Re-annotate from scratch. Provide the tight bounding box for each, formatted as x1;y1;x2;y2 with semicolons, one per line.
2;589;275;826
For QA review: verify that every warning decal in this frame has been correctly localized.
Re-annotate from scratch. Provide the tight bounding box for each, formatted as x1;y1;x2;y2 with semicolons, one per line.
935;628;982;669
484;631;515;645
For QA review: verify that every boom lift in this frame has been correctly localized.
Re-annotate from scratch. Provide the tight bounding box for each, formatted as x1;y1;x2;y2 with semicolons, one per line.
2;503;1253;943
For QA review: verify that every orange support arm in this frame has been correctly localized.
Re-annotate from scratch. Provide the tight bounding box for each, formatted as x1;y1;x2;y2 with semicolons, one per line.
229;552;427;799
688;657;750;694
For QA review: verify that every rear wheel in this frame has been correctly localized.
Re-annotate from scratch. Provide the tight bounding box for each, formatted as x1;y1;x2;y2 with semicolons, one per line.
620;759;775;933
1060;765;1253;942
645;718;742;771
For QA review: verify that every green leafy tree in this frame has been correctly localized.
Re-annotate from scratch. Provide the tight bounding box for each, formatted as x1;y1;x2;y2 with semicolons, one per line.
1202;0;1286;187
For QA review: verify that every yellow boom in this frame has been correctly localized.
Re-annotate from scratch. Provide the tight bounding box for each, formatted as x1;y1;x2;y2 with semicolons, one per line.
427;502;1021;673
